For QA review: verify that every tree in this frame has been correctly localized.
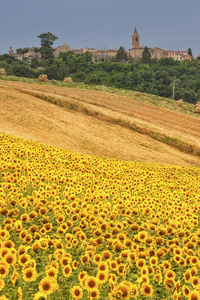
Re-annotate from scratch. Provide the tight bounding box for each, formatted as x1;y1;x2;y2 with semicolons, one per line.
16;48;29;54
37;32;58;48
116;46;128;62
142;46;151;64
34;47;40;53
38;32;58;63
187;48;193;57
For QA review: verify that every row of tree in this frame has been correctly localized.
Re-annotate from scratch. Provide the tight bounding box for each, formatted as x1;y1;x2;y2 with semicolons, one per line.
0;32;199;104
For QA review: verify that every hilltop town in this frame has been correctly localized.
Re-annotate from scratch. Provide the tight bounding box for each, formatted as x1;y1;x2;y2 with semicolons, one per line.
9;28;193;63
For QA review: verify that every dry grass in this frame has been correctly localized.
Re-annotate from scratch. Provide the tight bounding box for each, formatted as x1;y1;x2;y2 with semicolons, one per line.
0;79;200;167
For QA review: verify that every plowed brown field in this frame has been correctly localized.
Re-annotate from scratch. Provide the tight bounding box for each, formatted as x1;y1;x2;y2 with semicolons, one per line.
0;79;200;167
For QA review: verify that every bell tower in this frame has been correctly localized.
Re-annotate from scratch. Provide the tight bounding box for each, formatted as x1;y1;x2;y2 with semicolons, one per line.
132;27;139;48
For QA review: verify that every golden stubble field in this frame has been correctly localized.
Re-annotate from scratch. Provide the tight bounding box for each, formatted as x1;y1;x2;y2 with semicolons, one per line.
0;79;200;167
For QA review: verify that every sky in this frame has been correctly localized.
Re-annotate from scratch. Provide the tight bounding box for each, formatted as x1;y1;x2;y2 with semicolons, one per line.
0;0;200;58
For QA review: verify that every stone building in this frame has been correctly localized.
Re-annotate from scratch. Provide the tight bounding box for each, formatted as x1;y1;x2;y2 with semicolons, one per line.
129;27;192;61
9;46;41;62
54;44;71;58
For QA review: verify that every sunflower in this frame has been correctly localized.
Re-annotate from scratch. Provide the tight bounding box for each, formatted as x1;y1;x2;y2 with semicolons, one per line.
29;211;37;220
97;271;108;284
21;214;29;223
80;254;89;266
190;267;197;276
117;264;126;278
25;234;32;244
165;270;176;280
33;292;47;300
164;278;175;291
0;279;5;291
0;263;9;279
141;266;149;276
141;283;153;297
62;265;72;278
85;276;99;292
3;240;14;249
149;256;158;267
29;225;39;235
138;231;148;242
184;270;191;283
93;254;102;265
72;260;79;270
182;285;190;298
128;252;136;263
18;253;30;266
191;276;200;288
136;258;146;269
109;260;118;271
124;239;132;248
97;262;108;273
71;285;83;300
45;266;58;279
189;291;200;300
60;257;71;267
19;230;27;240
154;273;162;284
90;288;100;299
22;267;38;282
102;250;112;260
10;270;20;287
0;295;9;300
131;284;138;298
190;256;199;266
120;250;130;260
147;266;154;276
18;286;22;300
39;277;58;296
114;282;130;299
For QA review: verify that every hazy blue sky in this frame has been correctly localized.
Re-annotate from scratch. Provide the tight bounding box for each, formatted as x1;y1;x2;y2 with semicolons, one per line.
1;0;200;57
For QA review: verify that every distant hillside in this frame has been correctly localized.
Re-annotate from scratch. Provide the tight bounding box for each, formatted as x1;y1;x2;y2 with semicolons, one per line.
0;78;200;167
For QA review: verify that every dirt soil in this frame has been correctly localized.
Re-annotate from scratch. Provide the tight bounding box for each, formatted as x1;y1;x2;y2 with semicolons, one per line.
0;80;199;167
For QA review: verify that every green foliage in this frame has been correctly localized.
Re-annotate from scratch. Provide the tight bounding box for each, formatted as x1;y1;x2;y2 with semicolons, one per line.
142;46;151;64
38;32;58;64
16;48;29;54
30;58;39;69
2;47;200;104
115;46;128;62
187;48;193;57
40;47;54;61
37;32;58;48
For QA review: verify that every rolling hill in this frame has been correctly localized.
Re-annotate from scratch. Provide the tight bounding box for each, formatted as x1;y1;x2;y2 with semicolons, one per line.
0;78;200;167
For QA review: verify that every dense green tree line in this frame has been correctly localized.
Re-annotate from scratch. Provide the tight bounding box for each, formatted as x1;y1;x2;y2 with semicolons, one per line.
1;47;200;104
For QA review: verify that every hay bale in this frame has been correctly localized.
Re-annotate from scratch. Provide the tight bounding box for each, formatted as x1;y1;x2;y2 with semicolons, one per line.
132;92;142;97
195;101;200;107
0;68;7;76
38;74;48;82
176;99;184;107
63;77;73;83
194;105;200;114
49;79;58;84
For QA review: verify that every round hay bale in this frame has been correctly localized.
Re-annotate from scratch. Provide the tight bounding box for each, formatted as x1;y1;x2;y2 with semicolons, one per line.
63;77;73;83
0;68;7;76
195;101;200;107
132;92;142;97
38;74;48;82
176;99;184;107
194;105;200;114
49;79;58;84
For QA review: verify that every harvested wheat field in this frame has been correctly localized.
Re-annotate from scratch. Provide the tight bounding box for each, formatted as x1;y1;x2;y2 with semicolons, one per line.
0;79;200;167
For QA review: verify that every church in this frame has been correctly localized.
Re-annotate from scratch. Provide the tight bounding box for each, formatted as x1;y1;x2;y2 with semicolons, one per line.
129;27;192;61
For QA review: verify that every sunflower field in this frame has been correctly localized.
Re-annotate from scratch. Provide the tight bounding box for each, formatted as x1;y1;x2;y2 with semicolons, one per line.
0;134;200;300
